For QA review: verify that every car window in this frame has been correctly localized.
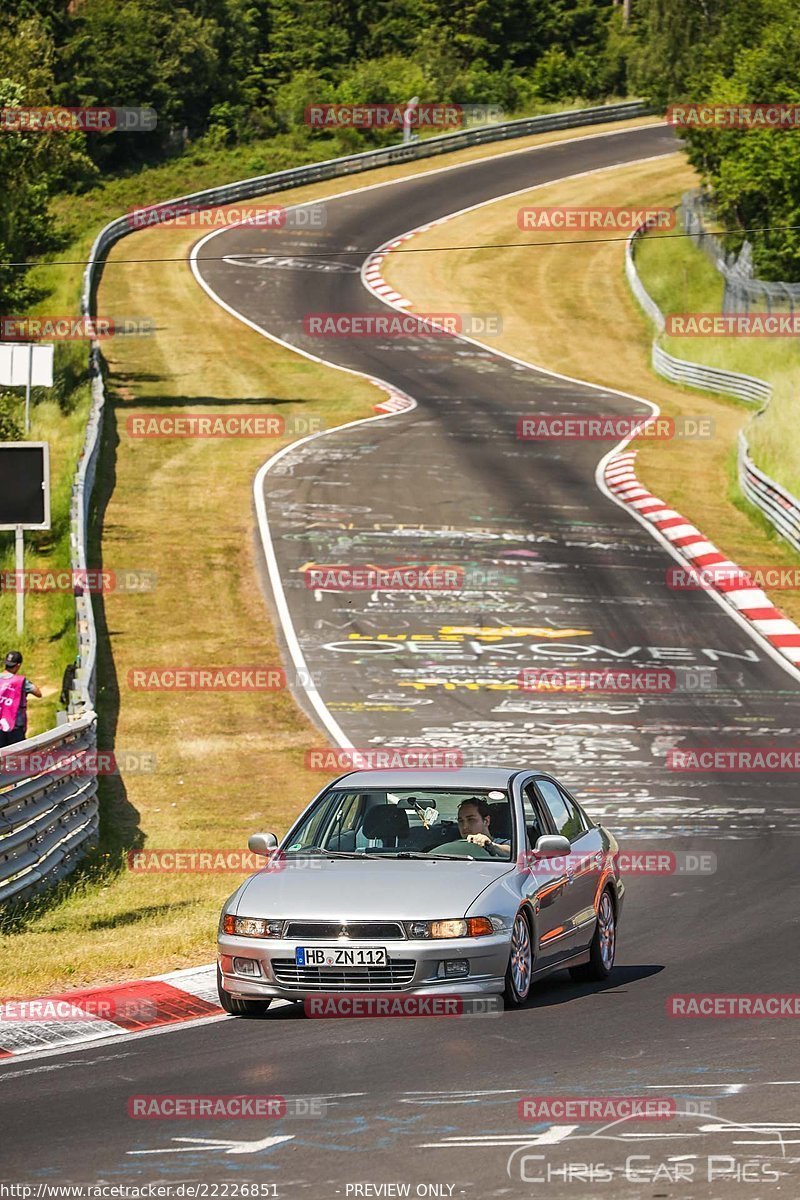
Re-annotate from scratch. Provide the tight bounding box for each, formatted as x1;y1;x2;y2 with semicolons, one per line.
535;780;586;842
522;783;547;848
285;788;514;858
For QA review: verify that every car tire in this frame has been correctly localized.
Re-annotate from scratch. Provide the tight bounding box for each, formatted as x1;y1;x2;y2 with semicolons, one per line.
217;965;272;1016
569;889;616;983
503;909;534;1008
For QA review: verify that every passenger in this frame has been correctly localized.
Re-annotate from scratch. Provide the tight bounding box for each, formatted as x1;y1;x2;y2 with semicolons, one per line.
457;797;510;858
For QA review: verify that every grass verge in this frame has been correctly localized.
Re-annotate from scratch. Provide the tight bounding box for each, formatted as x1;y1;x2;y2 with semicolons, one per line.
635;227;800;498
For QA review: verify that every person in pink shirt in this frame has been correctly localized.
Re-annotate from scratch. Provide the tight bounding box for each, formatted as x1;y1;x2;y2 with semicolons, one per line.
0;651;42;747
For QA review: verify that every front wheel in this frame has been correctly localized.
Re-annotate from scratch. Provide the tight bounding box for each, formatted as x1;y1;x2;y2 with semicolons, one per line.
217;965;272;1016
569;889;616;982
504;910;533;1007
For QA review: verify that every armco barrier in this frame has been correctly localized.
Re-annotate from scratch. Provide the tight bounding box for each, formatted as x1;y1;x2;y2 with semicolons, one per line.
0;716;98;905
0;101;650;906
627;222;771;406
625;220;800;551
651;342;772;404
738;430;800;554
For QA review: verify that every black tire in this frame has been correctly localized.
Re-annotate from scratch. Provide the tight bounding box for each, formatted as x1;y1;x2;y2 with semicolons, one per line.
217;965;272;1016
569;889;616;982
503;909;534;1008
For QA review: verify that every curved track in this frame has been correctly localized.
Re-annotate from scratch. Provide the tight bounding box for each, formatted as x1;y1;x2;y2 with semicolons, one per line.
3;124;799;1197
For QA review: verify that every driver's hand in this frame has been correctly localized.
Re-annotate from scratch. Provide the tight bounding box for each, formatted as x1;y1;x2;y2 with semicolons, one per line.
466;834;491;847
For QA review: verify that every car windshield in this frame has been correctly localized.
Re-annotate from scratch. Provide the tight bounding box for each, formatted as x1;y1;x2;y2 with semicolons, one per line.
283;788;515;859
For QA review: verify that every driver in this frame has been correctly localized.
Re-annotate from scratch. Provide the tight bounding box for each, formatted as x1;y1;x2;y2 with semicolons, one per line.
457;798;511;858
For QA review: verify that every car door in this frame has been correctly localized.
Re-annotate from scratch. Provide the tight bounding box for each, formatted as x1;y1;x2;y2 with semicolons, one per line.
534;778;605;956
520;781;577;968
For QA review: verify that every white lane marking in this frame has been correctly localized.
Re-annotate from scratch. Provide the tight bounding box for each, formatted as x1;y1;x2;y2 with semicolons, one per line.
701;1123;800;1131
0;1052;134;1081
423;1126;578;1149
0;1011;230;1067
647;1083;747;1094
191;245;418;750
130;1134;295;1156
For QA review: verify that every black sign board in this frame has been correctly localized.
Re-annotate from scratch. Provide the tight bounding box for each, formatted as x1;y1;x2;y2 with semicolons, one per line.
0;442;51;530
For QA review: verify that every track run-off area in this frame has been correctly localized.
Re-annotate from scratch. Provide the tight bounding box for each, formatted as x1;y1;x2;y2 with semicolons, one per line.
2;122;799;1197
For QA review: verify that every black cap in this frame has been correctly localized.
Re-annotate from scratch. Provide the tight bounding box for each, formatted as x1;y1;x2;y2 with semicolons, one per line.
4;651;22;668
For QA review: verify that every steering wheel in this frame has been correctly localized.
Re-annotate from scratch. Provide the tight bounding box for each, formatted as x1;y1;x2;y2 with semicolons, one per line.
431;838;492;860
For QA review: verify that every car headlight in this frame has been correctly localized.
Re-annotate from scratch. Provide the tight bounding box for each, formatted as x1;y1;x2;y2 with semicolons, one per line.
407;918;494;939
222;915;283;938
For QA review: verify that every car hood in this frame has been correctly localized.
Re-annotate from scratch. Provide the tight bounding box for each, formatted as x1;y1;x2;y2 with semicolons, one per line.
234;857;514;920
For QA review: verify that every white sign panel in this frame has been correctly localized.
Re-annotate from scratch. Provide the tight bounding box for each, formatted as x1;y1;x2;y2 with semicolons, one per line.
0;343;55;387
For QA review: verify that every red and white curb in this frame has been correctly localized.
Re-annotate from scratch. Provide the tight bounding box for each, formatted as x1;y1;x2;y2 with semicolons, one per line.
363;218;454;316
0;963;220;1058
605;451;800;666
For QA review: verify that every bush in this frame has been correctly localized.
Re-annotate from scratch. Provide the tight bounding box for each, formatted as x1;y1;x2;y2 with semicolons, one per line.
0;391;22;441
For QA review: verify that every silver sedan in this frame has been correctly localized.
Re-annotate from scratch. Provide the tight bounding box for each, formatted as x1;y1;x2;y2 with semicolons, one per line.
217;766;624;1013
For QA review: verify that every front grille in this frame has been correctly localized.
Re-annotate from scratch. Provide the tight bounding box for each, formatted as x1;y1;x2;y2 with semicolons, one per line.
271;959;416;990
283;921;406;940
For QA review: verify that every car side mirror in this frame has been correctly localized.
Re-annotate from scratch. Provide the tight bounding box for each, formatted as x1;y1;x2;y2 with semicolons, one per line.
248;832;279;855
533;834;571;857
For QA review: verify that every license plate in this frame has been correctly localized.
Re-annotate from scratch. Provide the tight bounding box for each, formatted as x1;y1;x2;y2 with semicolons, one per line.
296;946;388;967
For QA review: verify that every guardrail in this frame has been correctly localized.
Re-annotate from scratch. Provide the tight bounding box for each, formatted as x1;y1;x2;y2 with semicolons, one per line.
625;219;800;552
0;715;98;905
0;99;650;907
650;343;772;404
738;431;800;554
627;222;771;405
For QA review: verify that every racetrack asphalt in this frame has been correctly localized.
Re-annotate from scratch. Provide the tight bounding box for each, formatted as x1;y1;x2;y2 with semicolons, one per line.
2;123;799;1197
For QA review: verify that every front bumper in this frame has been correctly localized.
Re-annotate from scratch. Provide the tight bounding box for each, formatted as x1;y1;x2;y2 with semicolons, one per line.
217;932;510;1000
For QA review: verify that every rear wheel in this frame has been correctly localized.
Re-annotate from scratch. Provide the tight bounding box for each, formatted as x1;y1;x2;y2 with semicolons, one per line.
504;910;533;1007
569;889;616;982
217;965;272;1016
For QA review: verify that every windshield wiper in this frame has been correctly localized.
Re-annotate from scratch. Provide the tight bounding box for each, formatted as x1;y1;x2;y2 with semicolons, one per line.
287;848;368;859
367;851;440;859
